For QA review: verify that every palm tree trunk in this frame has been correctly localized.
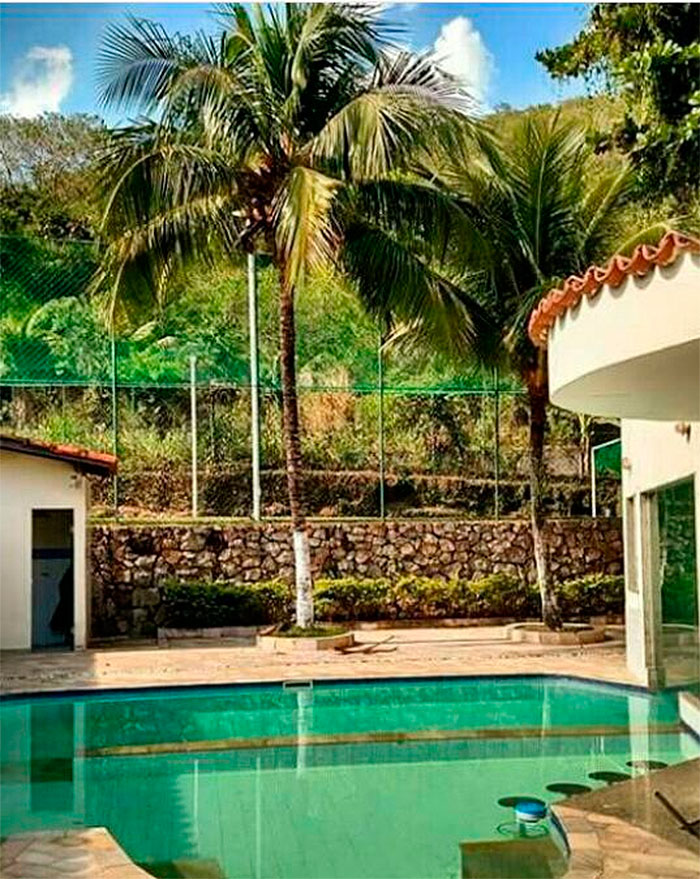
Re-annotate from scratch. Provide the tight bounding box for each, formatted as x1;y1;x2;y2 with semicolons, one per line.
526;353;561;630
279;278;313;627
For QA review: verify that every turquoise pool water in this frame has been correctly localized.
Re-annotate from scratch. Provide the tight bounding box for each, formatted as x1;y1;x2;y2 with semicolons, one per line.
1;676;698;878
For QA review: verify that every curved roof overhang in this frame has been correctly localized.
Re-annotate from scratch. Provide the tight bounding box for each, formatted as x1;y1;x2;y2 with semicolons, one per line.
528;232;700;421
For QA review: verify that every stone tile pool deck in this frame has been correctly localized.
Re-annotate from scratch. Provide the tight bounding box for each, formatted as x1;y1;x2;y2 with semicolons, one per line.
0;828;152;878
2;628;699;879
0;625;633;693
557;794;699;879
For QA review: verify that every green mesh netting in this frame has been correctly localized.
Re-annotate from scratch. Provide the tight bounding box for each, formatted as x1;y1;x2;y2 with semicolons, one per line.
594;439;621;476
0;235;521;393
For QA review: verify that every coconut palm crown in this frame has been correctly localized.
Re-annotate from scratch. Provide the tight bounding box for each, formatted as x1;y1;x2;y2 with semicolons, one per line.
95;3;489;626
402;115;650;627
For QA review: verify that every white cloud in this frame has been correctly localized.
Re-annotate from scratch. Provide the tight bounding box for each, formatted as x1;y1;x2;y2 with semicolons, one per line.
1;45;74;117
433;17;494;107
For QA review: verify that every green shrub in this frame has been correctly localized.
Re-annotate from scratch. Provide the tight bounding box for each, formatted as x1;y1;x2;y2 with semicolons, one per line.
555;574;624;619
315;578;392;621
467;572;538;618
162;580;292;628
392;576;469;619
275;624;349;637
161;572;624;628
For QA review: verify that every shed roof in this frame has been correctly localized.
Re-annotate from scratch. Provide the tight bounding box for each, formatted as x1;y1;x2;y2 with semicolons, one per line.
0;434;117;476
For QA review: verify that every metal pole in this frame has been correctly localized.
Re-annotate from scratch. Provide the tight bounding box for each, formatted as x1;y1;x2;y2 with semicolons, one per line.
61;386;67;441
493;365;500;519
190;355;198;519
110;333;119;517
378;328;386;520
589;438;620;518
248;252;262;521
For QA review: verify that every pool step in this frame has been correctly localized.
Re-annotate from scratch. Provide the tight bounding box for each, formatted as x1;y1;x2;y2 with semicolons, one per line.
82;721;684;758
461;835;567;878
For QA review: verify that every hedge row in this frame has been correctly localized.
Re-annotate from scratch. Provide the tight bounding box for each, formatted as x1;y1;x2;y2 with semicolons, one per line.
162;573;624;628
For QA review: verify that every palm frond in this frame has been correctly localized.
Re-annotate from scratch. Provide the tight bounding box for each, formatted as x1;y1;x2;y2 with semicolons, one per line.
97;16;213;111
274;165;340;289
343;222;495;362
350;177;490;270
614;220;683;256
580;162;634;260
99;129;244;235
310;51;468;181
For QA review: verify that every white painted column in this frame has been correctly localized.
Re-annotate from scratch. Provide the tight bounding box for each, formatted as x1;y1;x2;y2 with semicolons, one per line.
248;253;262;521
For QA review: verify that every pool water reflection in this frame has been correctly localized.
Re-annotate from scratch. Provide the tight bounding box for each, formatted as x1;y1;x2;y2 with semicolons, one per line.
1;677;698;879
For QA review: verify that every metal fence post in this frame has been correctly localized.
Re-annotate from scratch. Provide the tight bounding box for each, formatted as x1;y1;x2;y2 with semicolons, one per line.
378;328;386;520
493;366;500;519
61;386;67;440
589;438;621;518
248;252;262;521
110;333;119;517
190;355;198;518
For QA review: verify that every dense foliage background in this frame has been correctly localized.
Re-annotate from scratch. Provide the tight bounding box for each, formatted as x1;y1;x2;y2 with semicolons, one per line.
1;2;696;519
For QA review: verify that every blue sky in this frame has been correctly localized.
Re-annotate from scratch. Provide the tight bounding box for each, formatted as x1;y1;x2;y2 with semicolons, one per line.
0;3;591;122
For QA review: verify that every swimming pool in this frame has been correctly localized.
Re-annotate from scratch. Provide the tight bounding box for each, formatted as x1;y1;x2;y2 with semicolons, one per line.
1;676;698;878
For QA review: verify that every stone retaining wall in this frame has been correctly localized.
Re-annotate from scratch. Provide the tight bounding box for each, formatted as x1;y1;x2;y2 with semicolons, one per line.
90;518;622;639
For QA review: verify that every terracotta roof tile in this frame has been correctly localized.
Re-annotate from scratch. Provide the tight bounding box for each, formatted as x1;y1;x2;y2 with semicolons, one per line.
0;434;117;476
528;231;700;348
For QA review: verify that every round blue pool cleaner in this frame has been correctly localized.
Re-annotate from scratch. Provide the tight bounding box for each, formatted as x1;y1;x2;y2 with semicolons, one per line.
514;799;548;823
496;798;550;839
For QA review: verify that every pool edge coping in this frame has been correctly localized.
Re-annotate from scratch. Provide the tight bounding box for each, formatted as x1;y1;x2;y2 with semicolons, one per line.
0;670;691;702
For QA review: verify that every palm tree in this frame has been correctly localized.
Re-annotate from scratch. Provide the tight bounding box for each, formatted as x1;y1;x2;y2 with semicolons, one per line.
94;3;478;626
375;115;641;628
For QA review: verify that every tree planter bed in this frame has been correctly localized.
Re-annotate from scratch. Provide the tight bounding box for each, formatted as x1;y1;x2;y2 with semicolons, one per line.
257;631;355;652
352;617;518;630
157;626;259;645
507;622;606;645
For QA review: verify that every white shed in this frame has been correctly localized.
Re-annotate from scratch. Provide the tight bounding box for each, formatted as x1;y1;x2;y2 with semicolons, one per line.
0;435;116;651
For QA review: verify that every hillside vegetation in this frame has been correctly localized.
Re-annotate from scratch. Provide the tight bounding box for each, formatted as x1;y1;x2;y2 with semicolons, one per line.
0;17;694;518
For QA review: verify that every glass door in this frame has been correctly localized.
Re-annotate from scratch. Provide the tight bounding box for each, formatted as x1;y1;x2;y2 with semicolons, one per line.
657;479;699;686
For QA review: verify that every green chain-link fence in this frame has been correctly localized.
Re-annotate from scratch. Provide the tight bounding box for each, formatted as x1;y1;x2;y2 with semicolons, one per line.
0;235;619;519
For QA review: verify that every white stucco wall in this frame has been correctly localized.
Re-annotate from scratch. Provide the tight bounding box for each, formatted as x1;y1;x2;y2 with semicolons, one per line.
548;252;700;420
0;450;89;650
621;419;700;685
541;245;699;696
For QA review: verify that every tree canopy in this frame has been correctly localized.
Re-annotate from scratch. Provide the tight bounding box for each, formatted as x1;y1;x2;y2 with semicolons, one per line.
536;3;700;199
0;114;106;238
